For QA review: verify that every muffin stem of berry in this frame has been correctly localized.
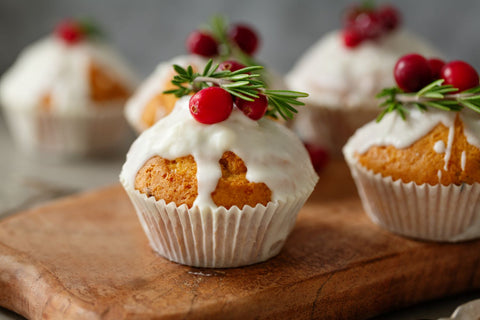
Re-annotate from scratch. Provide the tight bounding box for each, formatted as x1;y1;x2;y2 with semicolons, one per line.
376;54;480;122
164;59;308;123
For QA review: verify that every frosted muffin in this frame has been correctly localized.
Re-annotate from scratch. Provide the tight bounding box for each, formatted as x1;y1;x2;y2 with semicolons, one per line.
343;55;480;242
0;19;137;157
286;3;441;157
121;64;316;267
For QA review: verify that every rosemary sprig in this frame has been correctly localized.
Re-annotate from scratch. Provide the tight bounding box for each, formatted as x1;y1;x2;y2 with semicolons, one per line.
164;59;308;120
376;79;480;122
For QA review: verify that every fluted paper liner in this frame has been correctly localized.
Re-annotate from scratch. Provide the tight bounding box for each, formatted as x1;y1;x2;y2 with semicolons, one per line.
345;155;480;242
2;106;130;158
121;180;314;268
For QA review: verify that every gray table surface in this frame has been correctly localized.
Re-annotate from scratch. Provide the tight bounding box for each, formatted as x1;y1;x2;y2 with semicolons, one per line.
0;117;478;320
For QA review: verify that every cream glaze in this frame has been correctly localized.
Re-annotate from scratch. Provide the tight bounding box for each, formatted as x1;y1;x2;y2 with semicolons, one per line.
0;36;138;115
286;30;441;110
124;55;207;132
120;96;318;209
343;108;480;164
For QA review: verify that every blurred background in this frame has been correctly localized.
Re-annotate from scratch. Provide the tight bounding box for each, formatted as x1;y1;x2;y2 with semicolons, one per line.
1;0;479;77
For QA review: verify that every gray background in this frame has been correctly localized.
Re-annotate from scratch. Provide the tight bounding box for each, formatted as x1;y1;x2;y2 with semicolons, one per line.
1;0;479;77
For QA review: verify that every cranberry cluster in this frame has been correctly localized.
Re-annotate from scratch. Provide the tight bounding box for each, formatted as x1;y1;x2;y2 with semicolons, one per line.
342;4;401;48
189;61;267;124
186;24;259;58
394;54;480;93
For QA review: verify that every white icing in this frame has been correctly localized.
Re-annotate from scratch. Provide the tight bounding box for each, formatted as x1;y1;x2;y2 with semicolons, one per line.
433;140;446;153
0;36;138;115
286;29;441;110
461;151;466;171
437;170;442;182
120;96;318;209
343;108;480;159
444;125;455;171
124;55;207;132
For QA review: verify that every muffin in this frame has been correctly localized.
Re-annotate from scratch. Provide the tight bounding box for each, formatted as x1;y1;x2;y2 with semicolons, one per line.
343;55;480;242
120;67;316;267
286;3;441;157
0;19;137;157
125;16;285;133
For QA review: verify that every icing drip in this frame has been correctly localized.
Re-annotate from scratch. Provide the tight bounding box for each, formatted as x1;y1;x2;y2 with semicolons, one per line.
120;97;318;208
286;29;441;110
444;125;455;171
0;36;138;115
433;140;446;153
461;151;467;171
437;170;442;182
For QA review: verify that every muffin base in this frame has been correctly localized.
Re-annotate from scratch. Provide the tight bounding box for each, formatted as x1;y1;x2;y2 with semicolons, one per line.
121;182;312;268
3;106;132;158
345;156;480;242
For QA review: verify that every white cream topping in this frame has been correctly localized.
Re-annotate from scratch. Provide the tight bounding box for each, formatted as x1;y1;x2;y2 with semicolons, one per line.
286;29;441;110
343;108;480;160
433;140;446;153
461;151;466;171
120;96;318;208
0;36;138;115
124;55;207;132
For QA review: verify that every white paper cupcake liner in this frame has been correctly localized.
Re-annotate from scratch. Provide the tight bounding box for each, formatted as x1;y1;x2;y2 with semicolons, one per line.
345;155;480;242
290;106;378;158
121;180;313;268
2;106;131;158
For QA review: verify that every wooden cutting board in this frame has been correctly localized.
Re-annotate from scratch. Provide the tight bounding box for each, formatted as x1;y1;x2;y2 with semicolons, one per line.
0;161;479;320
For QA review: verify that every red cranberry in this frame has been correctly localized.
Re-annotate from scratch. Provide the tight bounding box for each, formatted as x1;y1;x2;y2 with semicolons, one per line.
343;27;364;48
378;5;401;31
219;60;247;72
354;12;382;39
229;24;259;55
304;144;329;173
189;87;233;124
235;94;268;120
441;60;479;92
394;54;433;92
186;31;218;57
427;58;446;80
55;20;84;45
344;4;367;27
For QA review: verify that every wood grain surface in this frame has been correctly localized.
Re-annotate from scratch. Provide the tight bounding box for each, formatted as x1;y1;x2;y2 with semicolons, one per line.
0;161;479;320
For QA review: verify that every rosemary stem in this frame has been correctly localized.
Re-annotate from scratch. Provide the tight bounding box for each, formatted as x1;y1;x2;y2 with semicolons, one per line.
194;76;232;86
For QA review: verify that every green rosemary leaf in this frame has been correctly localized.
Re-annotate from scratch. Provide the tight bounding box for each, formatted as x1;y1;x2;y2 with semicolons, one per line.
461;86;480;94
417;79;444;96
460;100;480;113
224;88;255;101
173;64;187;76
423;92;445;99
202;59;214;76
264;90;309;98
228;66;264;76
424;101;451;111
221;80;250;88
376;108;389;122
